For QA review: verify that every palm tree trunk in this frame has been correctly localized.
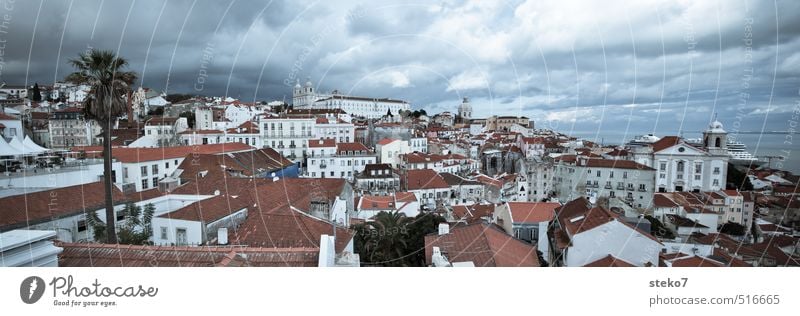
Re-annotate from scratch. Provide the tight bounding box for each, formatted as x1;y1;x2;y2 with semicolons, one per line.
102;124;118;243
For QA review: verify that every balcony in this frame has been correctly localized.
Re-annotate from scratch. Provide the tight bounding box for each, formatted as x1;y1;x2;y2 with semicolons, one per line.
289;144;296;148
626;186;634;191
604;184;612;189
616;184;624;190
319;163;327;169
638;187;647;192
625;196;634;202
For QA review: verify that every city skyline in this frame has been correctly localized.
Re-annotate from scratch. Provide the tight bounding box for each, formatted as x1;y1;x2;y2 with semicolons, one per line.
0;0;798;134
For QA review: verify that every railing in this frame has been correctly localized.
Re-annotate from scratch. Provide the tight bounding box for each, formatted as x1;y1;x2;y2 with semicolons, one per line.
604;184;612;189
617;184;624;190
626;186;634;191
638;188;647;192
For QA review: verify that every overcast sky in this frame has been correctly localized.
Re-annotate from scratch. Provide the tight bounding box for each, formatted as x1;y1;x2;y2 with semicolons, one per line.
0;0;798;141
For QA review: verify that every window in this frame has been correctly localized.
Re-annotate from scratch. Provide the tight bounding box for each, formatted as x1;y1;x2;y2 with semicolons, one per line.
596;171;601;177
141;178;149;189
152;164;158;174
160;227;167;240
694;162;702;173
153;177;158;187
660;162;666;171
713;179;719;186
659;174;665;179
141;166;148;176
166;162;170;169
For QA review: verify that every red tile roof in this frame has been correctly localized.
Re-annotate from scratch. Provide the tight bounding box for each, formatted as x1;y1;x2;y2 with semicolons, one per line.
425;223;540;267
404;169;449;190
583;255;635;267
336;142;370;154
377;138;397;145
57;243;319;267
507;202;560;223
308;138;336;148
71;143;254;163
0;182;126;230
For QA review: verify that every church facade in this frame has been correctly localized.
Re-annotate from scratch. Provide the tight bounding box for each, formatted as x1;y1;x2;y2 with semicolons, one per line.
292;78;411;119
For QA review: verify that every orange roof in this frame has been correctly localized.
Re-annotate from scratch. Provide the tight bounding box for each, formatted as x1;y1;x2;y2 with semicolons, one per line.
57;243;319;267
336;142;370;154
404;169;449;190
308;138;336;148
507;202;560;223
71;143;254;163
583;255;635;267
425;223;540;267
377;138;397;145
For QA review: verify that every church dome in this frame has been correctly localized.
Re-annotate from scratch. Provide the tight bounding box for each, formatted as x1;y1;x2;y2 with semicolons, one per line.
707;120;725;133
294;79;301;89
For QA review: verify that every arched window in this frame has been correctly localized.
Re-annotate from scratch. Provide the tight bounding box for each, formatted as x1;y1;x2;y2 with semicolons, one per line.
677;161;685;172
715;137;721;147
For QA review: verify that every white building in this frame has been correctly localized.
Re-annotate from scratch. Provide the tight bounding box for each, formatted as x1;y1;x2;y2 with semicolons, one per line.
403;169;451;209
0;112;23;141
305;140;377;180
553;198;662;267
48;107;100;149
144;117;189;147
553;155;656;209
354;192;419;220
259;116;316;162
376;138;411;167
313;118;355;143
629;121;729;193
291;78;411;119
457;97;472;122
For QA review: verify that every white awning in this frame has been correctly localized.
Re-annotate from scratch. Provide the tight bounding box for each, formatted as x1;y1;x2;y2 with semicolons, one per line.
0;137;19;156
22;136;50;154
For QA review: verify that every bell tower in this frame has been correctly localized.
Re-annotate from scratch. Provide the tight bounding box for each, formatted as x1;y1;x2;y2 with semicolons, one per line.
703;114;728;156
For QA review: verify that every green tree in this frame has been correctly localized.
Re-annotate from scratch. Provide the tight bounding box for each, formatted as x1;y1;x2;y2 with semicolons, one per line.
403;212;447;266
719;221;746;236
354;211;411;266
66;50;137;243
726;163;754;190
353;211;446;267
86;202;155;245
31;83;42;102
644;215;675;239
179;110;196;128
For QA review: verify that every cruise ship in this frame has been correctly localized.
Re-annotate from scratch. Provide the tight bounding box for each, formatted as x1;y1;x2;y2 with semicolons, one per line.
726;139;767;167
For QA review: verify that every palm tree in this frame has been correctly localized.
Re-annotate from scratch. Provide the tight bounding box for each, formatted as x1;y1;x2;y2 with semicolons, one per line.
66;50;137;243
356;211;411;266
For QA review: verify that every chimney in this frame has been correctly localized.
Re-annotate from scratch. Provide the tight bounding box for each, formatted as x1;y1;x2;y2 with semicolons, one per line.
217;228;228;245
438;223;449;235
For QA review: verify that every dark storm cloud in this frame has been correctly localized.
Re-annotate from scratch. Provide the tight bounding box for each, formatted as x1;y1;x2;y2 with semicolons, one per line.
0;0;798;136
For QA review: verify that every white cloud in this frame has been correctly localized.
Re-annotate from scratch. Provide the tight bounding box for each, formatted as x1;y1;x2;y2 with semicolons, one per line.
446;69;489;91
